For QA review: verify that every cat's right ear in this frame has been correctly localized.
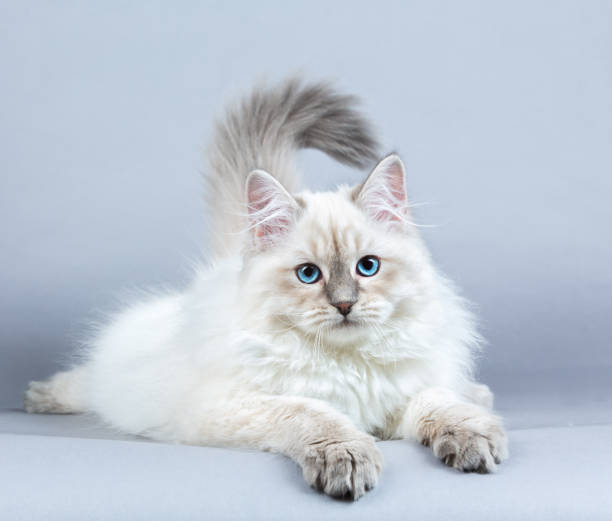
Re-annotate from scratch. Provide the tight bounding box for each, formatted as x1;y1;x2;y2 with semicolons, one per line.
245;170;299;249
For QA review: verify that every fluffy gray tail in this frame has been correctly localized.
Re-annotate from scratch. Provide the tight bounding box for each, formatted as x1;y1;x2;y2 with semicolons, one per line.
204;77;379;257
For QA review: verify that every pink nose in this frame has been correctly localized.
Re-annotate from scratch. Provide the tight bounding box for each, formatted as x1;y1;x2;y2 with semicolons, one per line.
333;301;354;316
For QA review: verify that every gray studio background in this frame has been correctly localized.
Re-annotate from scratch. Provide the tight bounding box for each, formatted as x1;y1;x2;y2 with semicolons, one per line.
1;1;610;417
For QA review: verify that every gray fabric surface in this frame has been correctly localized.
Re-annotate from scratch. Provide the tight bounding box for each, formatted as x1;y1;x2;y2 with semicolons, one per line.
2;377;612;521
1;413;611;521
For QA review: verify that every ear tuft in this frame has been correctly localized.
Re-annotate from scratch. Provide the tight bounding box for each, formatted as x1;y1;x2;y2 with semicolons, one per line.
354;154;409;229
245;170;298;249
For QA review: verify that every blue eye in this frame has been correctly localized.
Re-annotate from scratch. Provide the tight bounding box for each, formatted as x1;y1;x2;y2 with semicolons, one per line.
356;256;380;277
296;263;321;284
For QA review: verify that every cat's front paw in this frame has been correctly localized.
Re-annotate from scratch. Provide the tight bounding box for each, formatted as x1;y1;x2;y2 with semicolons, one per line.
301;434;382;500
430;413;508;473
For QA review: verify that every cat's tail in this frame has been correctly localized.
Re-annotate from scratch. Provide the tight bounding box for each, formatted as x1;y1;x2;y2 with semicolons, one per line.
24;366;88;414
204;77;379;257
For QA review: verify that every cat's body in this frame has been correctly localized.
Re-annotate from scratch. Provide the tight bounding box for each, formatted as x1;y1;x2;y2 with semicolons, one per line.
25;79;507;499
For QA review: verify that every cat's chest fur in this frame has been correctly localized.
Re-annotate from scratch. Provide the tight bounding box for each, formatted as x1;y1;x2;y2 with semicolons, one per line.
238;332;431;437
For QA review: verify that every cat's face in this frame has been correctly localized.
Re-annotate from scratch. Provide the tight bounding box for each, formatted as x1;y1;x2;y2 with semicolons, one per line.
242;155;429;344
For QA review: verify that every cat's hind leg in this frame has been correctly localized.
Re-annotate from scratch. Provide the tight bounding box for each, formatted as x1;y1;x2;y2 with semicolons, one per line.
24;366;88;414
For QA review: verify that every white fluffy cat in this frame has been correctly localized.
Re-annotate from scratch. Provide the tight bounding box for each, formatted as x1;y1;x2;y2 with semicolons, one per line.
25;78;507;500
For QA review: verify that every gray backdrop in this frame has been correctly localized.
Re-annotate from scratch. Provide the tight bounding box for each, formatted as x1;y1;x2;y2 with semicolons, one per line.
1;1;611;410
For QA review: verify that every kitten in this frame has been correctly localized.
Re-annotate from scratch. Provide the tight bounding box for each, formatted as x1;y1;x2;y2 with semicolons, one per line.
25;78;508;500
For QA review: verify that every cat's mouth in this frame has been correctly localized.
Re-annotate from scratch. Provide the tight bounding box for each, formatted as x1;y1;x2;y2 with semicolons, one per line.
336;317;359;328
313;316;364;333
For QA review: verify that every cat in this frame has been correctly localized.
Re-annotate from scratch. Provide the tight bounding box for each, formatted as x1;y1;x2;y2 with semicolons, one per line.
25;78;508;500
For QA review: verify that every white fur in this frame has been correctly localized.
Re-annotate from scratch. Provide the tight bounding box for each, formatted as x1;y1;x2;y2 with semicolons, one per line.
25;81;507;500
55;242;475;438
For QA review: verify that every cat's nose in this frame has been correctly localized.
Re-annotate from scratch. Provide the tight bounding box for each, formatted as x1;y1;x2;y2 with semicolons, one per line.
333;301;354;316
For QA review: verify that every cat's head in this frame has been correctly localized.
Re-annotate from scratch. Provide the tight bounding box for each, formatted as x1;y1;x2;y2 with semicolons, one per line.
241;154;431;346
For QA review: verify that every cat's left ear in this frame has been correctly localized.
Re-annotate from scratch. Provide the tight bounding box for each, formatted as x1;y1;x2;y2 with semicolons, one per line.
245;170;299;249
353;154;410;229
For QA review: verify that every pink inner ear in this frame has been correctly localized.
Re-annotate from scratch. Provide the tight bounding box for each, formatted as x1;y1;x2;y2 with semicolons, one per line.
381;164;407;222
360;156;408;224
247;171;295;246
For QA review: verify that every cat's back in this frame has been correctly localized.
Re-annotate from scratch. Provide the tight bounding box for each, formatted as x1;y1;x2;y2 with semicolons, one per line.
83;257;242;432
